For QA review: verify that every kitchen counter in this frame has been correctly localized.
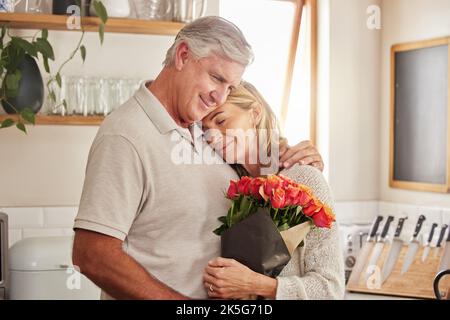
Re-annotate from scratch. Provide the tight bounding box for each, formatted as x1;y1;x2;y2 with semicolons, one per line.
345;291;416;300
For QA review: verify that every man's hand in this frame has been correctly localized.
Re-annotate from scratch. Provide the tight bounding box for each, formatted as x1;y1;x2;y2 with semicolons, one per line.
72;229;188;300
279;140;324;172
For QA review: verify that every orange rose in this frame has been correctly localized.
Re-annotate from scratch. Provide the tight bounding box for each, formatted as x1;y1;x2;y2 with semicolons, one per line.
312;206;335;228
303;197;323;217
271;187;286;209
263;175;282;198
227;180;239;199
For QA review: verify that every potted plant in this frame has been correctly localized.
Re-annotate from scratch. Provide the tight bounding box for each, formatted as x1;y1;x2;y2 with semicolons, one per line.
0;0;108;133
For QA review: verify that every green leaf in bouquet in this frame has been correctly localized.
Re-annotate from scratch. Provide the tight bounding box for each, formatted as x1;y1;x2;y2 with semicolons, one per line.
213;224;227;236
225;202;235;228
278;223;290;232
218;216;227;224
238;196;252;218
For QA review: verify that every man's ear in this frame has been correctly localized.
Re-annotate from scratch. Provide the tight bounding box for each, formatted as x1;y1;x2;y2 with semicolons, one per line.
174;42;190;71
251;104;263;126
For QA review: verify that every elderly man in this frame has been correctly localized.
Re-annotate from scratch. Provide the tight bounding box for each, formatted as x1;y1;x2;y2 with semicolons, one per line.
72;16;322;300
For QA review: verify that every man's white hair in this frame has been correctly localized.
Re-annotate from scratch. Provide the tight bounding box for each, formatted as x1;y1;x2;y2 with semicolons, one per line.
163;16;254;67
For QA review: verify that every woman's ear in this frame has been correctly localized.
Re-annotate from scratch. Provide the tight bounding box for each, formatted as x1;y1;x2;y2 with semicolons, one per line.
174;42;189;71
251;104;263;127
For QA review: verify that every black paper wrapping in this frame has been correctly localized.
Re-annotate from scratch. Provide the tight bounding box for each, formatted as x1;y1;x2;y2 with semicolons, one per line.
220;209;291;278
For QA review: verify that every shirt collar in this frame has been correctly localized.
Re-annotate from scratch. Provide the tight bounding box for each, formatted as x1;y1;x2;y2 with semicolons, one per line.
134;81;205;152
134;80;179;135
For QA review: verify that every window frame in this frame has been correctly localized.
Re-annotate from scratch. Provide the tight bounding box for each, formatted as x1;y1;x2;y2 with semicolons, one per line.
280;0;318;144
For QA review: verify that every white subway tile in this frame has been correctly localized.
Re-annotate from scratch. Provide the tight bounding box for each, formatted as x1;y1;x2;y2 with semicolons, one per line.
43;207;78;228
379;201;400;216
8;229;22;248
441;209;450;226
22;228;68;239
2;207;44;228
335;201;378;225
62;228;75;237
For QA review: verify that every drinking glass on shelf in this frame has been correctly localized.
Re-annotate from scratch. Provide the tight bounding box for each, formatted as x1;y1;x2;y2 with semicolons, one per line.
132;0;172;21
75;77;87;116
65;76;79;116
86;78;100;116
24;0;43;13
97;78;110;116
108;79;120;113
13;0;44;13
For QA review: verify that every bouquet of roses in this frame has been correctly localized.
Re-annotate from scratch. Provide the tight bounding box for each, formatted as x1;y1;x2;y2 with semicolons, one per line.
214;174;335;277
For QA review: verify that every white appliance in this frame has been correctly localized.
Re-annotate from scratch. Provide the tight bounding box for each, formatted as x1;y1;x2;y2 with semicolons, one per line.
0;212;8;299
340;224;372;284
9;236;100;300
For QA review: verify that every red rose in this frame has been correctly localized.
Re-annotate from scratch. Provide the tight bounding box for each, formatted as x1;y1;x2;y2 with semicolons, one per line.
263;175;282;198
249;177;265;200
271;188;286;209
285;185;300;207
227;180;239;199
279;174;295;188
237;176;252;196
312;206;335;228
296;189;313;206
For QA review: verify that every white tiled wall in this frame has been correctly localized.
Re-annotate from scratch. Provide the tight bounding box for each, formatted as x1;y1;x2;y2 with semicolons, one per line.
1;201;450;248
0;207;77;247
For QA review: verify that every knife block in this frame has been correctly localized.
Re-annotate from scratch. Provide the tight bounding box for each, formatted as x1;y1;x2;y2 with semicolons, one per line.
346;243;450;299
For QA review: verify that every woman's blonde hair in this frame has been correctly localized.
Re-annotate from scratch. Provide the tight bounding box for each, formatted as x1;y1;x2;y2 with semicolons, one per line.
226;81;287;157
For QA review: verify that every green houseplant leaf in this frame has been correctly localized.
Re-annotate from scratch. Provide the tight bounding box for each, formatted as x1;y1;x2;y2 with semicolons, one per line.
1;4;108;134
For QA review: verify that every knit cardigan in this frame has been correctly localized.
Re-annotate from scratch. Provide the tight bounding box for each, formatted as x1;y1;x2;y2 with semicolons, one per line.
275;165;345;300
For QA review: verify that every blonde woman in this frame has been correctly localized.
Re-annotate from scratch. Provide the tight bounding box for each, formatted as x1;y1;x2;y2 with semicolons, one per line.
201;81;345;300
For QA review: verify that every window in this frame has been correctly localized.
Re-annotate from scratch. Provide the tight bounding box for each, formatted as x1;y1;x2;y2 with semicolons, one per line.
220;0;317;144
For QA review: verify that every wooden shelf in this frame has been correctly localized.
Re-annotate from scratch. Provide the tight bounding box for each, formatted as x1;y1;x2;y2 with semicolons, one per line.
0;12;184;36
0;114;105;126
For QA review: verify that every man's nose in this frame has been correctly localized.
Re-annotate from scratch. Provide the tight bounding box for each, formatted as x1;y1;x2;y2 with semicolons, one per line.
211;87;228;107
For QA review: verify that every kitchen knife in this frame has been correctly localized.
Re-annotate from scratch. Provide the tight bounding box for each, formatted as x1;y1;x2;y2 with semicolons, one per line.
347;215;383;287
401;215;426;274
421;223;438;262
381;217;407;284
433;224;448;258
366;216;395;274
438;222;450;272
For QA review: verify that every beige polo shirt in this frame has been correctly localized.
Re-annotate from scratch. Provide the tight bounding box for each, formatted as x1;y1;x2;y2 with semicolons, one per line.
74;81;238;299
